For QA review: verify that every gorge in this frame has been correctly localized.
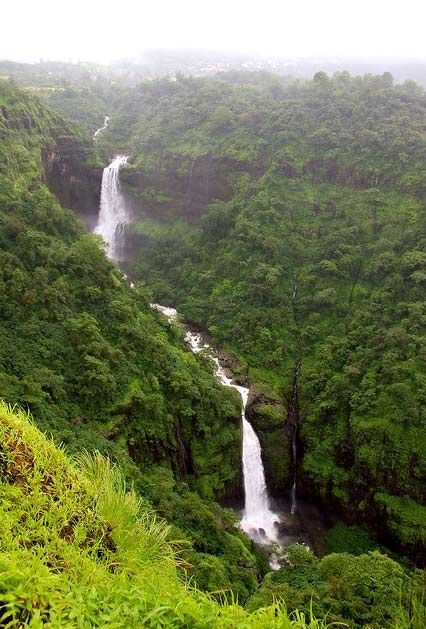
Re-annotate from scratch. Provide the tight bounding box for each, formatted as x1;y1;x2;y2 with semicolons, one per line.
92;149;341;561
94;152;284;550
0;72;424;627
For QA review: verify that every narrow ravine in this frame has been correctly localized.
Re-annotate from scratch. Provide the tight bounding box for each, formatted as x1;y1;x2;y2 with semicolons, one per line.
93;154;330;558
94;156;280;547
153;308;280;545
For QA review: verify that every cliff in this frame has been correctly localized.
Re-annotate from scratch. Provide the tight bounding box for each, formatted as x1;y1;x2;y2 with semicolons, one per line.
42;138;102;230
0;78;102;229
121;152;248;221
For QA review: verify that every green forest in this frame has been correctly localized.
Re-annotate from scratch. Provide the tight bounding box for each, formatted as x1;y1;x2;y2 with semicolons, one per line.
0;66;424;628
101;71;425;560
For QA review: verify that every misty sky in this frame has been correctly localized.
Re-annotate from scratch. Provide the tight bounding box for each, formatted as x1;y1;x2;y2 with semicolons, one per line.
3;0;426;63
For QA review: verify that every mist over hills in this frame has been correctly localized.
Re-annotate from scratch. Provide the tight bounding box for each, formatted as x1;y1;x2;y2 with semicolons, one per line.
2;49;426;86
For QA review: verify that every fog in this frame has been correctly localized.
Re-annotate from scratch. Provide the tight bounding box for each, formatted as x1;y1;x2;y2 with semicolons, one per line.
2;0;426;64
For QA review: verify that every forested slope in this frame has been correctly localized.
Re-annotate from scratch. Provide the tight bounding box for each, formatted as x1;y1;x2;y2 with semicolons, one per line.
0;74;425;628
0;79;270;599
94;72;426;560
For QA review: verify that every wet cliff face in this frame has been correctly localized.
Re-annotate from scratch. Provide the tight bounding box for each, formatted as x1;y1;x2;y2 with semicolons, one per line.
246;386;292;498
42;140;102;231
120;153;250;222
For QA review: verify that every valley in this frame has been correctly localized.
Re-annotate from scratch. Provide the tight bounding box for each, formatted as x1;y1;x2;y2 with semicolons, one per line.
0;67;424;627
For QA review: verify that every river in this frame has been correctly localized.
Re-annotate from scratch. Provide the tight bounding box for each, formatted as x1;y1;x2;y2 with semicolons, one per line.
93;154;330;562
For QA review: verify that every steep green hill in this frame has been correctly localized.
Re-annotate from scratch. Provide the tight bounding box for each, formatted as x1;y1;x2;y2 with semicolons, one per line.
0;79;269;599
93;72;426;560
1;404;424;628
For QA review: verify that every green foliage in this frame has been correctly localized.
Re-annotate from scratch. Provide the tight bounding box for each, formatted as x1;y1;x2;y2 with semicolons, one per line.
285;544;320;567
375;494;426;548
1;402;331;628
325;524;379;555
247;545;425;628
111;72;426;557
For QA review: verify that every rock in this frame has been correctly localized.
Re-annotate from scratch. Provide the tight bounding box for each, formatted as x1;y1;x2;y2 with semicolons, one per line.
121;154;243;222
246;385;292;497
42;140;102;230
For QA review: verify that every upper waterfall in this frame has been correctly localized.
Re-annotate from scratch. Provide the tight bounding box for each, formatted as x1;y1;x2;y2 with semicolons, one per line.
94;115;110;140
94;155;129;260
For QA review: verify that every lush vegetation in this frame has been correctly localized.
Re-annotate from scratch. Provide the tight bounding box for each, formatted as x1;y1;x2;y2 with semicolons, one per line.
0;78;269;600
246;543;425;628
0;403;308;627
0;72;424;627
87;71;426;560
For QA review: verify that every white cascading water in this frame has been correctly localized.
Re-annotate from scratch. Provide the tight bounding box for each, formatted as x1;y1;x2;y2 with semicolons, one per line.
151;305;280;544
93;115;110;140
93;158;280;546
94;155;129;260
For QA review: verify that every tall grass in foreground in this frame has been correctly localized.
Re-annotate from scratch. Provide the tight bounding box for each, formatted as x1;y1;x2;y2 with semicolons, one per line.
0;402;330;627
74;451;180;576
0;402;422;627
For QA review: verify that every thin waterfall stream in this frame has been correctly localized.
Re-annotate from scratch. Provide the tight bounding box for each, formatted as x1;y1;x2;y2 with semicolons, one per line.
94;115;110;140
290;426;297;515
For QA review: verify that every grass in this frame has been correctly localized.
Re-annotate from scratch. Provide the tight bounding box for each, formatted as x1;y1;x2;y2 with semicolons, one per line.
0;401;337;628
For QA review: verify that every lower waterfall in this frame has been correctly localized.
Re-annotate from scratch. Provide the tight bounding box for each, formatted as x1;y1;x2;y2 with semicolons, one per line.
152;307;280;545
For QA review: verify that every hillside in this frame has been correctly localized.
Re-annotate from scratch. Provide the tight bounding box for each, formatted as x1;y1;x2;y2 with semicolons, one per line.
1;403;424;628
0;76;424;628
87;71;426;561
0;79;270;600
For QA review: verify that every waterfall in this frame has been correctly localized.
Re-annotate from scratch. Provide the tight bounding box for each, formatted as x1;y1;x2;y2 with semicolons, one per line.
186;158;196;209
94;115;109;140
151;305;280;544
240;412;280;543
94;155;129;260
188;328;280;543
290;426;297;515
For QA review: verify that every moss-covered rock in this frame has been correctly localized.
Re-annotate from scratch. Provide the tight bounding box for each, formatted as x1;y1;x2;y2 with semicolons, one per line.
246;385;292;495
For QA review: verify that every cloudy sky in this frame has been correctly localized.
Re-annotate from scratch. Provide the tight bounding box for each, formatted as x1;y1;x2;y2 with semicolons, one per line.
2;0;426;63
